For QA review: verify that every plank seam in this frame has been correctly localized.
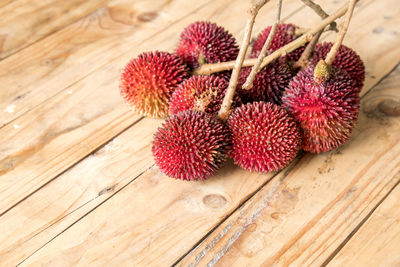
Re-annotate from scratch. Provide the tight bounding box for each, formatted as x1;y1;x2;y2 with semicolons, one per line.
5;0;394;264
17;163;155;266
171;153;304;267
0;117;144;218
175;60;400;266
0;0;110;62
321;176;400;266
0;0;214;130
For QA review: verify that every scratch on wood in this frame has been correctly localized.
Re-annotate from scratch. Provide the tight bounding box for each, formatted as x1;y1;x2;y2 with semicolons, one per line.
205;181;283;267
98;183;118;196
189;221;235;267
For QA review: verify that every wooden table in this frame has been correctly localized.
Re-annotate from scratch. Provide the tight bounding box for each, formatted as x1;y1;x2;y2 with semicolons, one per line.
0;0;399;266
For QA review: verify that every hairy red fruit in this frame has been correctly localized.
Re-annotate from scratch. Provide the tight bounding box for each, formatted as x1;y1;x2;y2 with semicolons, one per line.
237;58;295;104
176;21;239;70
120;51;189;118
169;75;241;116
252;23;305;62
152;110;231;180
310;42;365;91
282;66;360;153
228;101;302;172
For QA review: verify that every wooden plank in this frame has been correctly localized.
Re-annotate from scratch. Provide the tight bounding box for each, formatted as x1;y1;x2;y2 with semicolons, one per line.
21;62;400;266
178;63;400;266
0;0;219;216
0;0;307;216
0;0;208;128
0;0;308;264
0;118;158;265
328;182;400;266
0;0;107;60
0;0;14;9
4;0;400;265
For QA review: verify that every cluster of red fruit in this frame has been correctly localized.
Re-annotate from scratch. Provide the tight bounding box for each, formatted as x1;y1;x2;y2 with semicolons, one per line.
120;21;364;181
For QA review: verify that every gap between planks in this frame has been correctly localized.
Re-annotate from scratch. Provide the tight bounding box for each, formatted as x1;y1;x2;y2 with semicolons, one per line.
322;176;400;266
178;63;400;266
0;0;312;264
0;0;109;60
3;0;400;266
0;0;219;216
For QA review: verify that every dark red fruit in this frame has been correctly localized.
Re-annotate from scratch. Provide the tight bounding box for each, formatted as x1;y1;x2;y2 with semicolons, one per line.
237;58;295;104
282;66;360;153
228;101;302;172
176;21;239;69
310;42;365;91
169;75;241;116
152;110;231;180
120;51;189;118
252;23;305;62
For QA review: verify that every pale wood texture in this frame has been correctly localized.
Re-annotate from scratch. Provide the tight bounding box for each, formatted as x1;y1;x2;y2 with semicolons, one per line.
179;63;400;267
0;1;306;264
0;0;220;215
0;0;307;217
329;181;400;267
0;0;399;266
0;0;107;60
0;0;203;127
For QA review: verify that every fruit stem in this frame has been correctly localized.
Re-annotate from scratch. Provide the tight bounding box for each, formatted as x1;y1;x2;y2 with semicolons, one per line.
218;0;270;120
293;28;322;69
242;0;283;90
314;0;358;82
300;0;338;32
194;3;350;76
324;0;358;66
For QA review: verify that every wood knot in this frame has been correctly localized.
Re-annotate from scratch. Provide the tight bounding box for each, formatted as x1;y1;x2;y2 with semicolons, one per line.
363;96;400;117
137;12;158;22
378;99;400;116
203;194;227;209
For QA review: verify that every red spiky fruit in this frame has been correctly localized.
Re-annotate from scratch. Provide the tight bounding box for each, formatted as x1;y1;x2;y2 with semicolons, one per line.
176;21;239;70
120;51;189;118
282;66;360;153
152;110;231;180
252;23;305;62
228;101;302;172
310;42;365;91
237;58;295;104
169;75;241;116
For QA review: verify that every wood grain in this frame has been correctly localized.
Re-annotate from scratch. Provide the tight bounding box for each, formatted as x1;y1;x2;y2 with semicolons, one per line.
0;0;220;216
328;181;400;266
0;0;208;128
0;0;309;264
0;0;14;9
2;0;399;265
0;118;158;265
0;0;107;60
178;66;400;266
0;0;308;217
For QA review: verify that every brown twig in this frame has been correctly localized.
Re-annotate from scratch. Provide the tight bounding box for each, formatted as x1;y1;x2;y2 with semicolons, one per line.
242;0;283;90
295;24;336;36
194;3;350;76
293;29;322;69
300;0;338;32
217;0;270;120
324;0;357;66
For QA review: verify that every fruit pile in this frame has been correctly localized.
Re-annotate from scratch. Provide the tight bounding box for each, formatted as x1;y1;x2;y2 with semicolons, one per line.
120;20;364;181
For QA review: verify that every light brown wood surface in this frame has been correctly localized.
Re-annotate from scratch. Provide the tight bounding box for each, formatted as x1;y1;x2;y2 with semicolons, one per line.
329;177;400;267
0;0;108;60
0;0;399;266
179;64;400;267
